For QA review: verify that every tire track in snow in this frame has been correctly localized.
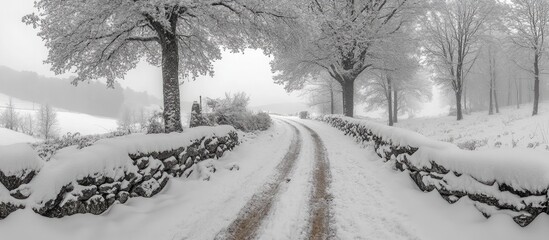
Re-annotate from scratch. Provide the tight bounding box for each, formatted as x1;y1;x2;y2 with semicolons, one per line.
214;121;302;240
302;120;421;240
289;120;335;240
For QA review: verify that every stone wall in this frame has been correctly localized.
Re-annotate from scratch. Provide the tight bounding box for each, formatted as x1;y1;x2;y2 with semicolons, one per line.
0;144;42;219
0;129;239;219
320;115;548;227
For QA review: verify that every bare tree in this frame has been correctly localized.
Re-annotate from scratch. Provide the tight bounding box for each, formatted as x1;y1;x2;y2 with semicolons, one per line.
301;76;342;115
272;0;420;117
117;106;135;133
37;104;58;140
24;0;295;132
20;113;35;136
422;0;492;120
1;98;20;131
506;0;549;116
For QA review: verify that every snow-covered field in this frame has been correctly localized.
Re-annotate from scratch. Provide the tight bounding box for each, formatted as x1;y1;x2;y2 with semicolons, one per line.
0;128;39;145
395;102;549;151
0;93;118;137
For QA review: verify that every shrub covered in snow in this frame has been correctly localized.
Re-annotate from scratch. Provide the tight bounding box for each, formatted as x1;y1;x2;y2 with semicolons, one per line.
0;143;43;219
32;131;129;161
196;93;272;132
0;126;239;219
320;115;549;227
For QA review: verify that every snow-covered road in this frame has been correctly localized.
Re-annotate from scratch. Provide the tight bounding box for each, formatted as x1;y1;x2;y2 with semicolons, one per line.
1;117;548;240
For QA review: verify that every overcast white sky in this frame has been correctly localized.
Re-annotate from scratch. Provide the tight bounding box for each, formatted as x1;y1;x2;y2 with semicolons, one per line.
0;1;304;107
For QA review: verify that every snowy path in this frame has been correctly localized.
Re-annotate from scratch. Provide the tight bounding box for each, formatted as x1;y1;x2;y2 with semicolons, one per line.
216;118;334;240
295;119;419;240
214;121;303;239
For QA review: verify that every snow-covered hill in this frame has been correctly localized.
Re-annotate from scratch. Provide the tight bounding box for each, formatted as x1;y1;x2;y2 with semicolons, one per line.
0;93;118;136
0;128;39;146
395;103;549;151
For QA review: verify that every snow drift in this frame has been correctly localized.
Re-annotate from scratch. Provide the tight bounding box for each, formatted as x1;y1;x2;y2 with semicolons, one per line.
321;115;549;227
0;126;239;219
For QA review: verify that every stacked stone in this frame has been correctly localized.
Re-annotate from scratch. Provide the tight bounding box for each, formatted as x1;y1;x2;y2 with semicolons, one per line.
1;130;239;219
0;168;35;219
320;115;548;227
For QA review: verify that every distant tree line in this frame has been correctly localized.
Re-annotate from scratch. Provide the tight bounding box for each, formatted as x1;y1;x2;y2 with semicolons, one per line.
0;66;160;118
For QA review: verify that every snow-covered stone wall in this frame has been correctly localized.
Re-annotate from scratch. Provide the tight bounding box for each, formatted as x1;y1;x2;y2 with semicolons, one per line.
0;126;239;219
321;115;549;227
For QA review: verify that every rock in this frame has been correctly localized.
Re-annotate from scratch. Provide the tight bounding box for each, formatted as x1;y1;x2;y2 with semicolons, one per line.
106;194;116;206
74;185;97;201
57;198;87;217
119;180;131;192
77;174;106;186
133;178;162;198
0;169;36;191
409;171;435;192
513;213;537;227
128;173;143;186
153;171;162;179
163;156;178;170
99;182;121;195
9;184;31;199
0;201;24;219
142;173;153;182
117;191;130;204
135;157;150;170
86;195;108;215
104;176;115;184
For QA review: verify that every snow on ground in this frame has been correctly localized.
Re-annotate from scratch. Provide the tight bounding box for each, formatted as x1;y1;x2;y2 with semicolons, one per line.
395;102;549;151
257;119;314;240
2;116;548;240
0;143;42;175
299;119;421;240
300;119;549;240
0;127;39;146
0;93;118;136
0;119;295;240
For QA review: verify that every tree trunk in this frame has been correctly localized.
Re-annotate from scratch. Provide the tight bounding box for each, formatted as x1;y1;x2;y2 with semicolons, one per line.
463;85;467;114
456;90;463;120
387;76;393;126
393;88;398;123
341;80;354;117
489;77;494;115
533;53;540;116
161;35;183;132
516;78;521;109
330;86;335;114
494;78;499;113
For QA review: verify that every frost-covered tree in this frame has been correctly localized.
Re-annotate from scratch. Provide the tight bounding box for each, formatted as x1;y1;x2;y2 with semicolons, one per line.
37;104;58;140
272;0;420;117
20;113;35;136
301;75;342;115
505;0;549;116
24;0;295;132
1;98;20;131
360;62;431;126
117;106;135;133
359;25;429;125
422;0;493;120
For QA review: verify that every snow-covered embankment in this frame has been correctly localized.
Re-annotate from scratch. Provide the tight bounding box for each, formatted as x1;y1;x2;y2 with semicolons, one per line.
320;115;549;227
0;126;239;219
